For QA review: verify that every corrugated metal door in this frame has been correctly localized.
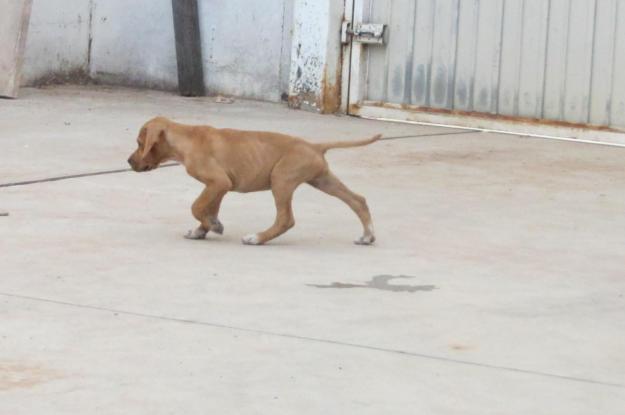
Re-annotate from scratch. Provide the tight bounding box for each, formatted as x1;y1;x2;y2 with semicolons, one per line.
346;0;625;131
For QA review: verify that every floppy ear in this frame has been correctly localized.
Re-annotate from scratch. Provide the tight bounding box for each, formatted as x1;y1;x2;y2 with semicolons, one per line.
141;126;164;159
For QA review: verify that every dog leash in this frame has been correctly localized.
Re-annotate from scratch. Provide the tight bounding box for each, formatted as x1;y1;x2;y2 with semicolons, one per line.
0;163;180;189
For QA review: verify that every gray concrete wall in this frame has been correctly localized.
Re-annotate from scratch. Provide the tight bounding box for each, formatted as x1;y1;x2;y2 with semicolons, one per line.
22;0;177;90
20;0;339;106
89;0;177;90
21;0;90;84
197;0;293;101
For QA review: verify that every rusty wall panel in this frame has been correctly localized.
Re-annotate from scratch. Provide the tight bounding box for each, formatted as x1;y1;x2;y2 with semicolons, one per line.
361;0;625;129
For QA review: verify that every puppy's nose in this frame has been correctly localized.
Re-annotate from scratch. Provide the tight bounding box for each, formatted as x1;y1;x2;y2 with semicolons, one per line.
127;157;133;166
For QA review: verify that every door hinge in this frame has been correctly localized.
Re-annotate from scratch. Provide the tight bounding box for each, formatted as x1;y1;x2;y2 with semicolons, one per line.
341;21;386;45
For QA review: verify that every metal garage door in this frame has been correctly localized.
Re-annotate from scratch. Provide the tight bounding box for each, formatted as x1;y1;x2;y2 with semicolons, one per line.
344;0;625;132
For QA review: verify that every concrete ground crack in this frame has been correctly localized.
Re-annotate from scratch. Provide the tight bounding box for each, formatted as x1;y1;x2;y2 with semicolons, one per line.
0;291;622;389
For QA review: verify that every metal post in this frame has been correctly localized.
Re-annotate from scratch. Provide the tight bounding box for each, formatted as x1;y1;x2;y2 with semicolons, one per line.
171;0;205;96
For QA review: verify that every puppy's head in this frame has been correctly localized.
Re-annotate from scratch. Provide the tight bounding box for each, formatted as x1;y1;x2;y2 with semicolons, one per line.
127;117;173;172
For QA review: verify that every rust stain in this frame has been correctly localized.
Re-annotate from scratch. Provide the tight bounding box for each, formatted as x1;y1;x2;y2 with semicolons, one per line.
319;66;342;114
0;361;62;391
289;91;318;111
365;101;623;133
287;94;302;110
348;103;361;114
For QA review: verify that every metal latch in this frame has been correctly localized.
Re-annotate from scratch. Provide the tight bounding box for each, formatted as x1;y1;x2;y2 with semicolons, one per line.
341;21;386;45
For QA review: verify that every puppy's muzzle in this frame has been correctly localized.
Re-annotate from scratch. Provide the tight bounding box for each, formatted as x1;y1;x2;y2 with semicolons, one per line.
127;157;139;171
127;157;153;172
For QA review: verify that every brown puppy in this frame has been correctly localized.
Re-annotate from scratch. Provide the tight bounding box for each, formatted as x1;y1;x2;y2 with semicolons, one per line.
128;117;380;245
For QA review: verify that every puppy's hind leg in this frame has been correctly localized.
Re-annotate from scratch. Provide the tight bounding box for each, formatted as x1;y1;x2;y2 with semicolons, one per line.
242;152;325;245
309;171;375;245
242;180;297;245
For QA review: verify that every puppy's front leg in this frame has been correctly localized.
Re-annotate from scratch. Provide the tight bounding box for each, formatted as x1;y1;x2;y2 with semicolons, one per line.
185;183;229;239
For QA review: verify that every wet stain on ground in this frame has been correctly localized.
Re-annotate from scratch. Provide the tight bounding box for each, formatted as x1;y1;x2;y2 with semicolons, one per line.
0;361;62;391
450;343;473;351
308;275;436;293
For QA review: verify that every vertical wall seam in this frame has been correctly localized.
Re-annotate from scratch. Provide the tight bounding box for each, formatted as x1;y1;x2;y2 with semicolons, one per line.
587;0;599;124
87;0;94;74
277;0;287;98
450;0;461;110
473;0;482;113
382;0;392;102
405;0;418;104
345;0;356;111
494;0;504;115
534;1;549;118
446;0;459;108
425;1;435;107
514;0;526;117
561;0;573;121
608;0;620;126
540;0;552;119
365;0;373;100
413;0;420;106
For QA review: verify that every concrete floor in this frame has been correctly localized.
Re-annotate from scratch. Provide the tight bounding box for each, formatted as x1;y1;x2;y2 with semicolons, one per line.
1;86;624;414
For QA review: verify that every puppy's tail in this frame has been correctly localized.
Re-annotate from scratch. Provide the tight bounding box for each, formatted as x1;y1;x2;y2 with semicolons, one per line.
315;134;382;153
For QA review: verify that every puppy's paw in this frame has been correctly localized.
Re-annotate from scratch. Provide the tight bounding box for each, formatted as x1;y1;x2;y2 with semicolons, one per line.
210;219;224;235
241;233;262;245
184;227;207;240
354;234;376;245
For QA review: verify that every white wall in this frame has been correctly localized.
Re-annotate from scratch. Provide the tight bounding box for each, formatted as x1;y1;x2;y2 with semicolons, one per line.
288;0;343;112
